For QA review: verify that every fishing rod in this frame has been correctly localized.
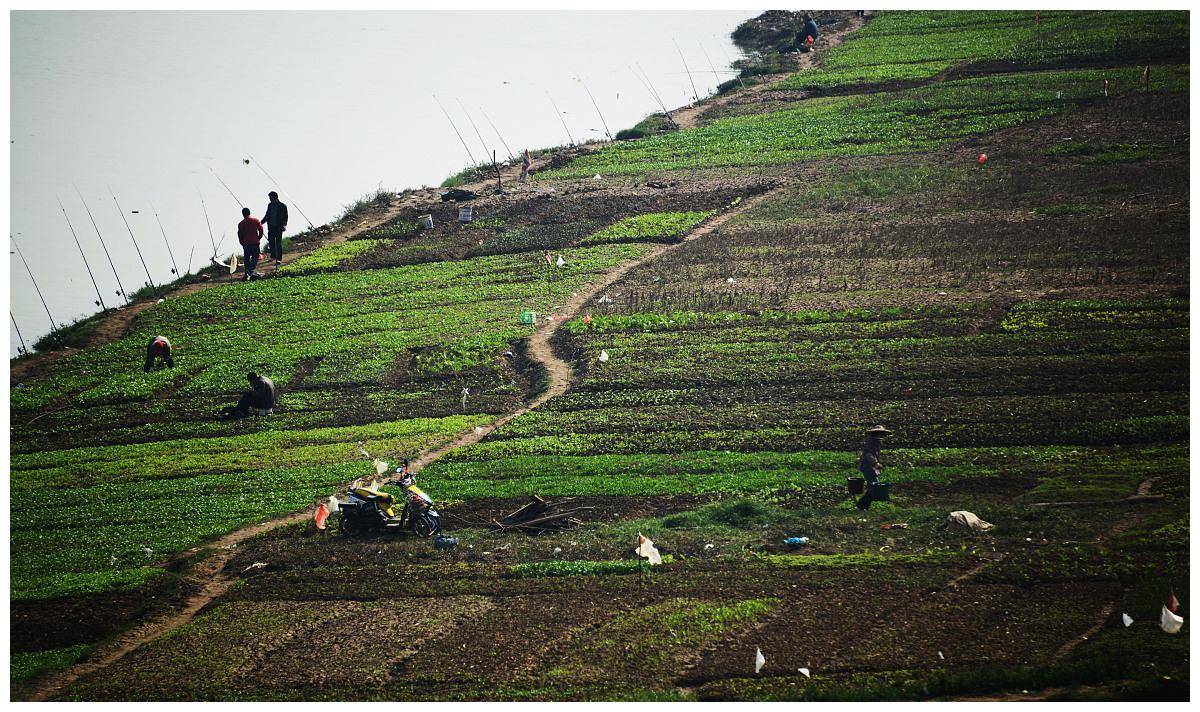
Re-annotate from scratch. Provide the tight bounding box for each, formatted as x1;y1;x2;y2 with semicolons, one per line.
247;154;316;230
628;64;670;118
209;166;246;209
198;189;218;256
56;196;107;311
109;186;157;296
699;42;725;88
74;184;129;305
575;76;612;141
11;312;28;355
545;91;574;146
634;62;673;118
712;34;747;90
456;98;493;167
186;245;195;276
433;93;480;167
478;106;516;162
673;37;701;103
149;202;180;276
11;235;56;332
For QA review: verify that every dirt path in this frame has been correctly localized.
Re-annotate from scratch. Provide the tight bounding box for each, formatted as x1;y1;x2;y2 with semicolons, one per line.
26;185;782;702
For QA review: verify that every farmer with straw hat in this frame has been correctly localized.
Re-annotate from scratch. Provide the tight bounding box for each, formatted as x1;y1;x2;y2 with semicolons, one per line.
856;425;891;510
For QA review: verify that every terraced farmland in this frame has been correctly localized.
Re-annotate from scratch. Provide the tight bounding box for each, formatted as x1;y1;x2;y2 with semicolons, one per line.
11;10;1189;702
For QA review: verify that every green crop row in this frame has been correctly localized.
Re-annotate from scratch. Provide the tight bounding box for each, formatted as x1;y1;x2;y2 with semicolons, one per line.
12;460;367;600
578;211;715;246
777;11;1187;92
276;239;386;275
549;66;1186;178
417;445;1185;501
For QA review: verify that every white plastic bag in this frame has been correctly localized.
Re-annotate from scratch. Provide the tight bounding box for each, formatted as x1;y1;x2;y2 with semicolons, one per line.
373;459;389;476
327;495;340;513
754;647;765;674
229;253;238;275
798;667;810;678
946;510;994;531
1160;605;1184;634
556;255;566;268
1122;613;1133;627
636;533;662;566
599;350;610;363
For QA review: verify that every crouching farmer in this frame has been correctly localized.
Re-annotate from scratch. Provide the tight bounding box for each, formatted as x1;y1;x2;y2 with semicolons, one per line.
219;371;278;419
144;335;175;372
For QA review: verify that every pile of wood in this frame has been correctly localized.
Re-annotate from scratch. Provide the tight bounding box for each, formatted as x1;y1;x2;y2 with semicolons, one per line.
492;495;593;533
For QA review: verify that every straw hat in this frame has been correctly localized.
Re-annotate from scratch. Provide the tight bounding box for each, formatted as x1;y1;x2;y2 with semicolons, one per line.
866;425;892;436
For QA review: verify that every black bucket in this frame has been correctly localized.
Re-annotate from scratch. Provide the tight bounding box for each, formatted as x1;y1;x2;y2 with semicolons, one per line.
870;482;891;501
847;477;865;495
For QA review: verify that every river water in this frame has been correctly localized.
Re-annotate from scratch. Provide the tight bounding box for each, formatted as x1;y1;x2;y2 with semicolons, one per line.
10;10;754;356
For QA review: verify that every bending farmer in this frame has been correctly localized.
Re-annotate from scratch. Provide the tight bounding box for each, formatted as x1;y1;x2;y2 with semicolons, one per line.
261;191;289;266
798;14;820;51
144;335;175;372
856;425;891;510
219;371;278;419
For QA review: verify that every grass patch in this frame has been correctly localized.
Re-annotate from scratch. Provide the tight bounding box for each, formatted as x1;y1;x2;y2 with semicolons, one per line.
276;239;386;275
509;557;670;578
339;186;393;221
11;644;92;686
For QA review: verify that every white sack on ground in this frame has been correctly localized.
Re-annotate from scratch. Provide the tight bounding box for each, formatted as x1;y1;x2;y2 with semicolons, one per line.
946;510;994;531
636;533;662;565
1160;606;1184;634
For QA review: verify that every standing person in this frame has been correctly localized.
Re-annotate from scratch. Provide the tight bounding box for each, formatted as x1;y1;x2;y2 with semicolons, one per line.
260;191;289;265
519;149;532;183
143;335;174;372
237;207;264;282
219;371;278;419
856;425;891;510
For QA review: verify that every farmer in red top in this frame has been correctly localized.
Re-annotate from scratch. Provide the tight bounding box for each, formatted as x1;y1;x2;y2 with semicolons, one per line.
143;335;174;372
237;207;264;281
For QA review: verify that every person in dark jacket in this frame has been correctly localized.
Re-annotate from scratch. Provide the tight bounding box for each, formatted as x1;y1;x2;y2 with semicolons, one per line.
219;371;278;419
143;335;174;372
260;191;289;266
798;15;820;51
856;425;891;509
237;207;264;281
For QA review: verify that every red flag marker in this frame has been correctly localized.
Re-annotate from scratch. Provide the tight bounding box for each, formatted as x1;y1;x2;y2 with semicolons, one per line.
1168;590;1180;613
978;153;988;165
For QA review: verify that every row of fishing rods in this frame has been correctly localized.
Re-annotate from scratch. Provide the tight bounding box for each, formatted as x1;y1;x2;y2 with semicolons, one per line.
434;35;743;169
12;157;316;348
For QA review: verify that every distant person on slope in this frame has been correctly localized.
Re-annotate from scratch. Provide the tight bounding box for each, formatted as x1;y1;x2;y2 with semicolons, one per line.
856;425;890;510
219;371;278;419
143;335;174;372
260;191;289;266
237;207;264;281
519;149;532;183
798;14;820;52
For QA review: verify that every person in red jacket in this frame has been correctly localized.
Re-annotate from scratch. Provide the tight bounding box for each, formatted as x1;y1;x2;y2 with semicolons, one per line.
237;207;264;282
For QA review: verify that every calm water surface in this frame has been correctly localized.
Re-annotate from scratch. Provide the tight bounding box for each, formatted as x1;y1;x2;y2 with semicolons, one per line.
10;11;753;355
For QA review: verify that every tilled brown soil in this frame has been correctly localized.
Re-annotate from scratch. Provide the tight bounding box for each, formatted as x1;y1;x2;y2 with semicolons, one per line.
50;559;1131;701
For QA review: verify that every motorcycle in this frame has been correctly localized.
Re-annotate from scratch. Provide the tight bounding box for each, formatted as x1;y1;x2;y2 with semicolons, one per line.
336;467;440;538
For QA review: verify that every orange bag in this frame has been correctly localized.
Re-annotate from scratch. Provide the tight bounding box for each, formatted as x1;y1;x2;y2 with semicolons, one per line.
314;502;330;531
